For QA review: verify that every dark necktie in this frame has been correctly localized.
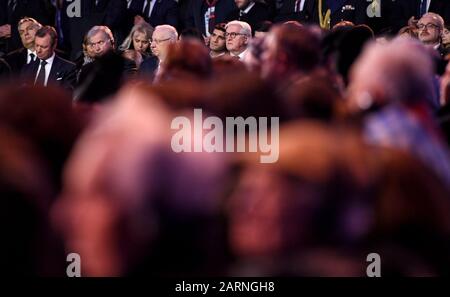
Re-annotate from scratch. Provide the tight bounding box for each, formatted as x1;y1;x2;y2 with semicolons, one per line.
35;60;48;86
29;53;35;64
419;0;428;18
8;0;17;11
143;0;152;18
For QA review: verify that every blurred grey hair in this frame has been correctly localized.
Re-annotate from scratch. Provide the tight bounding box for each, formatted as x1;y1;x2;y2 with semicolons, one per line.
226;21;252;37
154;25;178;41
119;22;154;52
86;25;115;47
351;37;436;105
17;17;42;30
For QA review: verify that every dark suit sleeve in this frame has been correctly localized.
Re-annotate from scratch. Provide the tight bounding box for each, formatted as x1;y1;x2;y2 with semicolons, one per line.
225;10;238;23
185;0;197;30
165;0;180;29
353;0;368;25
20;59;39;84
0;58;11;79
390;0;411;33
104;0;128;29
138;56;157;76
124;57;137;76
0;0;7;26
62;64;77;91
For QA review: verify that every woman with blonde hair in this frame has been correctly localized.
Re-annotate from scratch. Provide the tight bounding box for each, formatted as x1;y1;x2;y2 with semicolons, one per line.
119;22;154;68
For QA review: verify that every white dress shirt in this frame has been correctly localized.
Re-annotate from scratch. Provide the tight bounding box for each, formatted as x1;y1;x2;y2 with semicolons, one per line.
241;1;256;15
34;53;55;86
231;47;249;60
27;49;36;64
294;0;306;12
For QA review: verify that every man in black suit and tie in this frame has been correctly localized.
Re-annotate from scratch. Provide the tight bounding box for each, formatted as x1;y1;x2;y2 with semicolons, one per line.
226;0;271;34
4;17;42;75
75;25;137;102
391;0;448;34
60;0;127;60
139;24;177;79
23;26;76;91
1;0;55;53
128;0;179;29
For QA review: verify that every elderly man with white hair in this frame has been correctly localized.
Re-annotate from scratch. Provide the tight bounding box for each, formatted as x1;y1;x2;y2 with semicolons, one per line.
225;20;252;60
140;24;178;78
348;37;450;188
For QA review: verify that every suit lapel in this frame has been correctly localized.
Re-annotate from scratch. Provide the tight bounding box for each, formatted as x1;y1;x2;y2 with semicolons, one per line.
133;0;145;12
305;0;315;13
429;0;444;13
48;56;59;83
20;48;28;68
25;59;39;82
150;0;160;19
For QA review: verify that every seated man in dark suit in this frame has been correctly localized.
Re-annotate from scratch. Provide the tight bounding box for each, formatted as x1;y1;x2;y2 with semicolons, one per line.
78;25;137;76
226;0;271;34
2;0;55;53
129;0;179;29
60;0;127;60
75;25;137;103
22;26;76;91
417;12;448;74
391;0;448;34
4;17;42;75
139;24;178;80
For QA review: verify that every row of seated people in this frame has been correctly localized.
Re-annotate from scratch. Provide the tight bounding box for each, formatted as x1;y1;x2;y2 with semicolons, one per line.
3;22;450;275
2;0;450;59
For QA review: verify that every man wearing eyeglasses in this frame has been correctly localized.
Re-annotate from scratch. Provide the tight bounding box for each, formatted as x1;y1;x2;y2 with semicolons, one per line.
391;0;448;33
417;13;447;54
417;13;448;75
225;20;251;60
140;24;178;78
